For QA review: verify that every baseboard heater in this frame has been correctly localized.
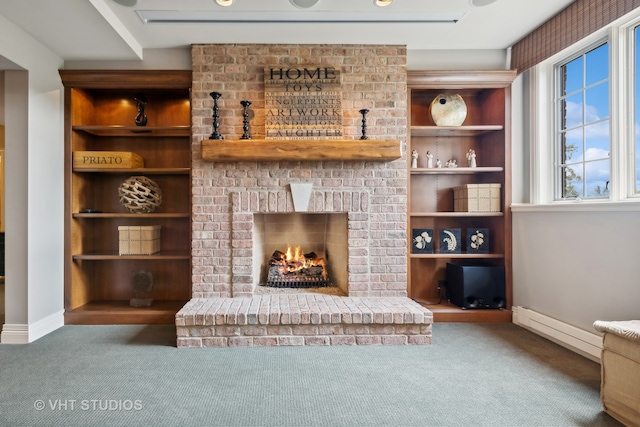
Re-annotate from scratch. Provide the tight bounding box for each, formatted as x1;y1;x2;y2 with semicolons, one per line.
512;306;602;362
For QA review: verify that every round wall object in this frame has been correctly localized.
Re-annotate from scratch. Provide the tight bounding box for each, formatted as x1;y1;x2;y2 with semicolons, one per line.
429;93;467;126
118;176;163;213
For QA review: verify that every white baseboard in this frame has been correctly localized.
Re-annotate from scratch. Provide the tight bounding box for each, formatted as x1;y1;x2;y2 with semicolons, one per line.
512;306;602;362
1;310;64;344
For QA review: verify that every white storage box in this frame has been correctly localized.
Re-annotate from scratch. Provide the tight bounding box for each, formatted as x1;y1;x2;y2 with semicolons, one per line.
453;184;501;213
118;225;161;255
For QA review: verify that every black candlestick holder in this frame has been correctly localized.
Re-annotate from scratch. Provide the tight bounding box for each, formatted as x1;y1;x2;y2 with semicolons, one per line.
134;93;148;127
359;109;369;140
209;91;223;140
240;100;252;140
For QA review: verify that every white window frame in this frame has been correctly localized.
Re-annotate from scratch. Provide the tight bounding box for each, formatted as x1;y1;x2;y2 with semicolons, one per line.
523;8;640;212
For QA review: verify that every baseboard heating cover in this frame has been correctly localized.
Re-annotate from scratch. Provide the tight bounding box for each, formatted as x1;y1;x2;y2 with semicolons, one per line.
512;306;602;362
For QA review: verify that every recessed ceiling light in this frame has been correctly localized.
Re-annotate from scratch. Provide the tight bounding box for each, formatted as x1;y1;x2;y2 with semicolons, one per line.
470;0;498;6
112;0;137;6
375;0;394;6
215;0;234;6
290;0;320;8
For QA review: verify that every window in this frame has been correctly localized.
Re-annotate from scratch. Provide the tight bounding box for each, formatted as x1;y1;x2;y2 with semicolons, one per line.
635;27;640;194
555;42;610;200
528;10;640;206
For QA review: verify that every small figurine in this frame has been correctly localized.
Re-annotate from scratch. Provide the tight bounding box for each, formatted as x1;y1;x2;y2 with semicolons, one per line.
134;93;148;126
411;150;419;168
446;159;458;168
436;158;443;168
466;149;477;168
426;151;434;168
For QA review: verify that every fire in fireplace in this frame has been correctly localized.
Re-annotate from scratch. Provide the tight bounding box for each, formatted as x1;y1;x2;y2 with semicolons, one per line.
266;245;328;288
253;212;348;294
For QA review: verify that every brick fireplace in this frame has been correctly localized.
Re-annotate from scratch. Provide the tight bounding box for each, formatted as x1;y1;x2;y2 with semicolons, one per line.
176;44;432;347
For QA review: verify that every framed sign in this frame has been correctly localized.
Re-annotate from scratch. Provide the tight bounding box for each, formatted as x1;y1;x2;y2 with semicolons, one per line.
264;66;343;140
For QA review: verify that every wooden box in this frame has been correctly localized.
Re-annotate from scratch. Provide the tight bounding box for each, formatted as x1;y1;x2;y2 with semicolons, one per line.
453;184;501;212
73;151;143;169
118;225;161;255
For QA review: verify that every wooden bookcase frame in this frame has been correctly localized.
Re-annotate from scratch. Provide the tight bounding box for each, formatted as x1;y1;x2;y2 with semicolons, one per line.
407;70;516;322
60;70;192;324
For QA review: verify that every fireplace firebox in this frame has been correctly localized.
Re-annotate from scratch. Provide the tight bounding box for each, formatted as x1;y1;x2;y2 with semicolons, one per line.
253;213;347;293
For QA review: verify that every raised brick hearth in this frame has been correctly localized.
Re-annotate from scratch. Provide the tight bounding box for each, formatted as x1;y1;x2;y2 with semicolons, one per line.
178;44;432;347
176;295;432;347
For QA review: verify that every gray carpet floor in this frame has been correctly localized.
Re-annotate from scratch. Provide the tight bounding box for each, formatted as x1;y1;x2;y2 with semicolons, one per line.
0;322;621;427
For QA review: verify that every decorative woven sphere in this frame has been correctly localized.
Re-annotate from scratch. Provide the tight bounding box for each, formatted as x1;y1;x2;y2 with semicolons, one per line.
118;176;162;213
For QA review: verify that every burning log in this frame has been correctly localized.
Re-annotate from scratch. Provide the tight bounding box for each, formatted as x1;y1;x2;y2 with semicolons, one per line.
266;245;329;288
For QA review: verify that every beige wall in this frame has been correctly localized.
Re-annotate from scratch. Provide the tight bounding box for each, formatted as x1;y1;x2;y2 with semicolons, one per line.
0;124;4;232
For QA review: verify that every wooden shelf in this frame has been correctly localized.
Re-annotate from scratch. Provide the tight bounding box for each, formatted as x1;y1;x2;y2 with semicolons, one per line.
410;212;503;217
64;300;187;325
73;167;190;174
73;251;190;261
74;125;190;137
201;138;402;162
415;300;512;322
73;213;190;218
410;167;503;174
410;253;504;259
411;125;503;137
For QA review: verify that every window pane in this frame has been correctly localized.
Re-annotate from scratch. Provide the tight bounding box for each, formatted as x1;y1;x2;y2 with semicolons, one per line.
562;56;583;95
563;128;583;164
584;159;610;197
585;44;609;86
585;121;610;157
562;165;583;198
556;40;609;200
585;84;609;121
562;93;583;129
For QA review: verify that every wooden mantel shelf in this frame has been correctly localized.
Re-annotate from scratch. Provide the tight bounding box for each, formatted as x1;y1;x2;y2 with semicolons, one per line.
201;138;402;162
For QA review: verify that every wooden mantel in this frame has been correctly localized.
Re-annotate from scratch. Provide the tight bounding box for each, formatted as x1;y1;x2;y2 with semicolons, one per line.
201;138;402;162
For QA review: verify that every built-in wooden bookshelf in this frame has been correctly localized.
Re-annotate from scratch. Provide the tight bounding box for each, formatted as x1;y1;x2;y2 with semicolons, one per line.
407;70;516;322
60;70;192;324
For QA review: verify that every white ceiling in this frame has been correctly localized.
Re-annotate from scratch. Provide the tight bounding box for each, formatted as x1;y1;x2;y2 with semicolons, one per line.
0;0;575;62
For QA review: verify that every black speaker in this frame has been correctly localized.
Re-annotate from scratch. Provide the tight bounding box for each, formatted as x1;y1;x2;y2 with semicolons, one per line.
445;263;506;309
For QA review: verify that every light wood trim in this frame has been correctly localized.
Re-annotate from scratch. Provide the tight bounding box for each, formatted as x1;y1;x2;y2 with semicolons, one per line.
59;70;191;89
202;139;402;162
407;70;517;89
